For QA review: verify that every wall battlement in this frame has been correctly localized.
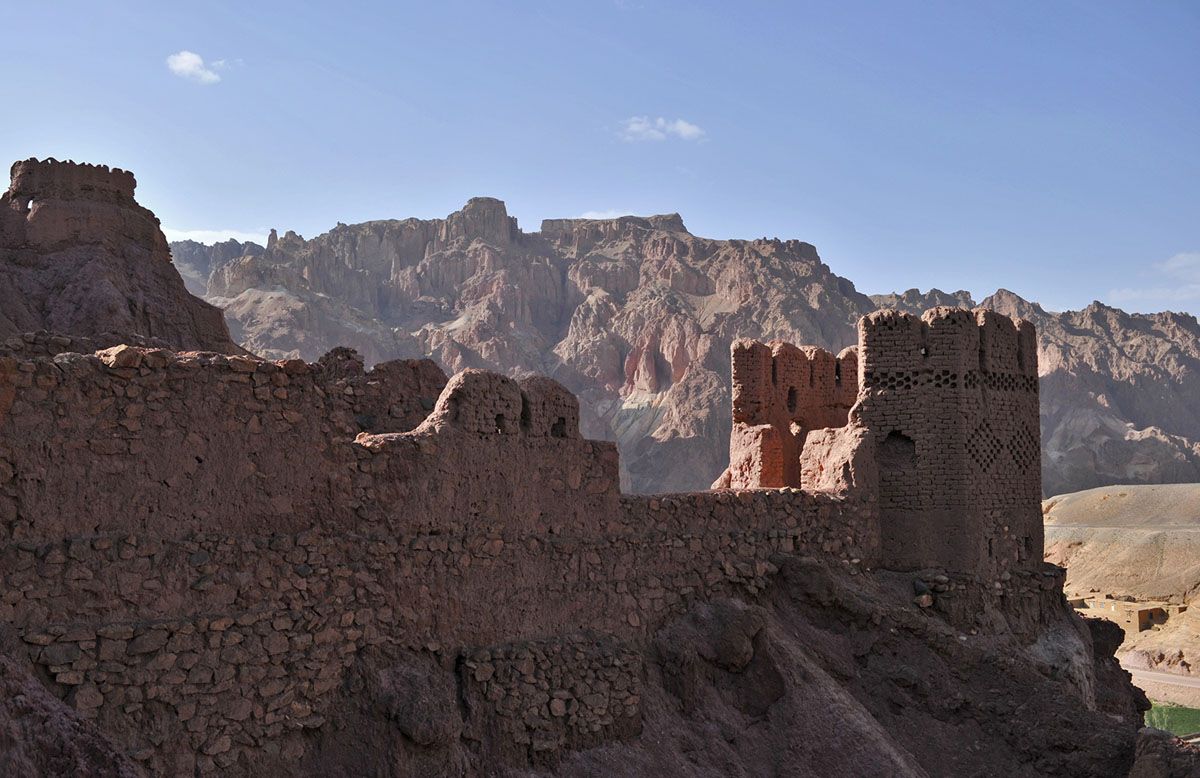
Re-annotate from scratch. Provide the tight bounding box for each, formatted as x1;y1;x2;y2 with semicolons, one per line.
716;305;1042;574
8;157;137;205
859;306;1038;389
855;307;1041;572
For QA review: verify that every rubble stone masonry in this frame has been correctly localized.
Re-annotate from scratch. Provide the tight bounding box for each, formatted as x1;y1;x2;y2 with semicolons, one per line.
0;304;1042;773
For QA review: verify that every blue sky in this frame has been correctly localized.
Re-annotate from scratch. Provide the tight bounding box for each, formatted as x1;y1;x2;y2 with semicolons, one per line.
1;1;1197;313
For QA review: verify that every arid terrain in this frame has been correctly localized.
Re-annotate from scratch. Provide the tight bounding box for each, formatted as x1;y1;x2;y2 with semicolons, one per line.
1045;483;1200;701
173;204;1200;497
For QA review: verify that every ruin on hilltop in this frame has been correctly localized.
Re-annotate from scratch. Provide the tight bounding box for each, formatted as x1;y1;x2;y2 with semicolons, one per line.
0;159;1161;777
0;296;1097;775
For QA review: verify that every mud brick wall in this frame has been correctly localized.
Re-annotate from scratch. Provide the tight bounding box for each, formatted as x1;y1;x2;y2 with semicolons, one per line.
725;339;858;489
2;158;157;252
0;305;1043;773
8;158;137;203
2;472;873;774
0;346;446;541
857;307;1042;574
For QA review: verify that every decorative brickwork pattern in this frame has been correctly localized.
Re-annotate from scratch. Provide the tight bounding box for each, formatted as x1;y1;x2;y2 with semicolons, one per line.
857;307;1042;574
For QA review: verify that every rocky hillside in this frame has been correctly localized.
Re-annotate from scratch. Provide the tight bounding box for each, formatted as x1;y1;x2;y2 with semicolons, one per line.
1043;484;1200;683
0;159;242;354
177;200;1200;495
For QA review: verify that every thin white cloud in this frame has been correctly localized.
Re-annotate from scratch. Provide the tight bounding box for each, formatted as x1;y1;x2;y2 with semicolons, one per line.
576;209;632;220
1109;251;1200;305
162;227;269;245
618;116;705;142
166;51;222;85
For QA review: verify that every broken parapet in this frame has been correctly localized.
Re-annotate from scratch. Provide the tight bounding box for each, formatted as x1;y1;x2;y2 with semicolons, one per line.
716;339;858;489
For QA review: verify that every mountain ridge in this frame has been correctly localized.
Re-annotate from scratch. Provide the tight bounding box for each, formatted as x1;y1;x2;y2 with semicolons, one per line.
174;199;1200;495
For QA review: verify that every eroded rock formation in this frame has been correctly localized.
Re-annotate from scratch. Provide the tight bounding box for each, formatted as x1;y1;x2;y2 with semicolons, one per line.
170;238;264;297
0;159;241;354
197;203;869;492
984;290;1200;497
182;205;1200;498
0;653;139;777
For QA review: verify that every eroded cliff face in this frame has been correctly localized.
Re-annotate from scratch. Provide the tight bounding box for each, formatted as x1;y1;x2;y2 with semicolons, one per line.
0;159;242;355
201;202;870;492
170;239;264;297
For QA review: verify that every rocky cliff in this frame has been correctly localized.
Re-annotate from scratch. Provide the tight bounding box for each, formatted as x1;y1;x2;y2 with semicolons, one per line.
182;203;1200;497
201;202;869;492
0;159;242;354
170;238;264;297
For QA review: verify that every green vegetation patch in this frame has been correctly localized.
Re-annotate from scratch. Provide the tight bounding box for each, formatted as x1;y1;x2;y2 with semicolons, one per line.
1146;703;1200;736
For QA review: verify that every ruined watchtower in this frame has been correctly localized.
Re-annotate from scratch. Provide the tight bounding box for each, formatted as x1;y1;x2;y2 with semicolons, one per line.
0;158;162;253
7;158;137;205
859;307;1041;573
720;306;1042;576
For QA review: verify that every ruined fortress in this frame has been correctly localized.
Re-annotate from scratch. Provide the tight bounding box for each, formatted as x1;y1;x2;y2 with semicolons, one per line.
0;159;236;355
0;158;161;253
718;307;1042;574
0;300;1053;773
2;156;1148;777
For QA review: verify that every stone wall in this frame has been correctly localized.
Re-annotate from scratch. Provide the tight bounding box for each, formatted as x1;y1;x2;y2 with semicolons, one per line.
0;342;879;773
4;485;875;773
0;330;184;361
0;304;1043;773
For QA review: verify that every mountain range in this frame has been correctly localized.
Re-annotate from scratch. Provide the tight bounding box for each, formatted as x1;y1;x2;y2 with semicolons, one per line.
171;199;1200;496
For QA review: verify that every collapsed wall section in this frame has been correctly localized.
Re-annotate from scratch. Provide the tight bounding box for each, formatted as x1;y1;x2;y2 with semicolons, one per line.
719;339;858;489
